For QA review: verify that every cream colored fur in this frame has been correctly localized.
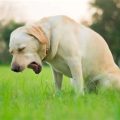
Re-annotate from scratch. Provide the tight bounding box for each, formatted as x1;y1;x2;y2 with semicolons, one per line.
9;15;120;95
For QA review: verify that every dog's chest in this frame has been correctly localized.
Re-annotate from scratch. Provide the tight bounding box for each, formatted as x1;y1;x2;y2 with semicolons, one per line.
48;56;72;77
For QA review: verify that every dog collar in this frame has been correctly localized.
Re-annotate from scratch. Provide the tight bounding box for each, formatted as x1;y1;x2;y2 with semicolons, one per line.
42;45;49;61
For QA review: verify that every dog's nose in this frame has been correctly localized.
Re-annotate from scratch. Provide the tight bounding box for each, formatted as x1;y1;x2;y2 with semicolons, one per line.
11;64;21;72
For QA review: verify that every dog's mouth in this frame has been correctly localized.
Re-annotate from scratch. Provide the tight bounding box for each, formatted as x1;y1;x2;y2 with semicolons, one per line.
28;62;42;74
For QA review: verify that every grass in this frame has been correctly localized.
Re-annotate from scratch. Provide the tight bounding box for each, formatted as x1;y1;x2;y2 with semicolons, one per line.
0;66;120;120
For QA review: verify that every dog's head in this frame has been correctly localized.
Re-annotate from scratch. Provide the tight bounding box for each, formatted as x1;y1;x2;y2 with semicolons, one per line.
9;25;48;74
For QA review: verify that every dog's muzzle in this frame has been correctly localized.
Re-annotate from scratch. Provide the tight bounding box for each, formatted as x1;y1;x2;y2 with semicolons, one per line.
11;64;23;72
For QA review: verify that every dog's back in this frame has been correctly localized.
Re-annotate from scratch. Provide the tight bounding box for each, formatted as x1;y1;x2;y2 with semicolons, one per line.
40;15;120;89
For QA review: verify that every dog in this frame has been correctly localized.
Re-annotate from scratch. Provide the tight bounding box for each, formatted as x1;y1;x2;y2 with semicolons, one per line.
9;15;120;95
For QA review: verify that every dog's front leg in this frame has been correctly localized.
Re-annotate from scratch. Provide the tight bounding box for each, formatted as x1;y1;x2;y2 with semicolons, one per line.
52;68;63;92
67;58;84;95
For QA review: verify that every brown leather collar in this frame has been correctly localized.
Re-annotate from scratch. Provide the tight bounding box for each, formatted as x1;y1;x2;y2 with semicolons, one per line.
46;48;49;55
42;46;49;61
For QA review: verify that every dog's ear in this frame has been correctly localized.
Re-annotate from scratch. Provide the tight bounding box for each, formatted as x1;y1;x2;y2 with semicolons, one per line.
27;25;48;44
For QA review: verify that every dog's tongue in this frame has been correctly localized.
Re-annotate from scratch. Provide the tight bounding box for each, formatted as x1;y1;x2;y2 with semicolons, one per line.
28;62;42;74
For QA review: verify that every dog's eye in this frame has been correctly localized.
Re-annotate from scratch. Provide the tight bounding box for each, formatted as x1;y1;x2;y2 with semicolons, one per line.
18;47;25;52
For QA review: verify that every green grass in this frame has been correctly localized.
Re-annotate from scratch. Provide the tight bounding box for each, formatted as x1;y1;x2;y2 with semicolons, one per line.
0;66;120;120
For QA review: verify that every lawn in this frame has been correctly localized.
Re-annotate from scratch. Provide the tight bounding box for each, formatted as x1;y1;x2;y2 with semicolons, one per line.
0;66;120;120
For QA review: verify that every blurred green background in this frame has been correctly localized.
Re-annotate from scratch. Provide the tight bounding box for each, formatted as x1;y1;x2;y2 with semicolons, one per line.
0;0;120;65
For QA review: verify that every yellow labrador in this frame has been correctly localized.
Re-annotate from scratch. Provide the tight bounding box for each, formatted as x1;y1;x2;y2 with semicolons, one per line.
9;15;120;95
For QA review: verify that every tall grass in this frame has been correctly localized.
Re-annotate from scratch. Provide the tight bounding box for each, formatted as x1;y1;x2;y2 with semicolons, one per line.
0;66;120;120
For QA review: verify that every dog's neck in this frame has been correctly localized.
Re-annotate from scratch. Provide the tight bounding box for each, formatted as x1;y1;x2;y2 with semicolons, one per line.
41;33;50;61
44;44;50;59
35;23;50;61
39;22;58;61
